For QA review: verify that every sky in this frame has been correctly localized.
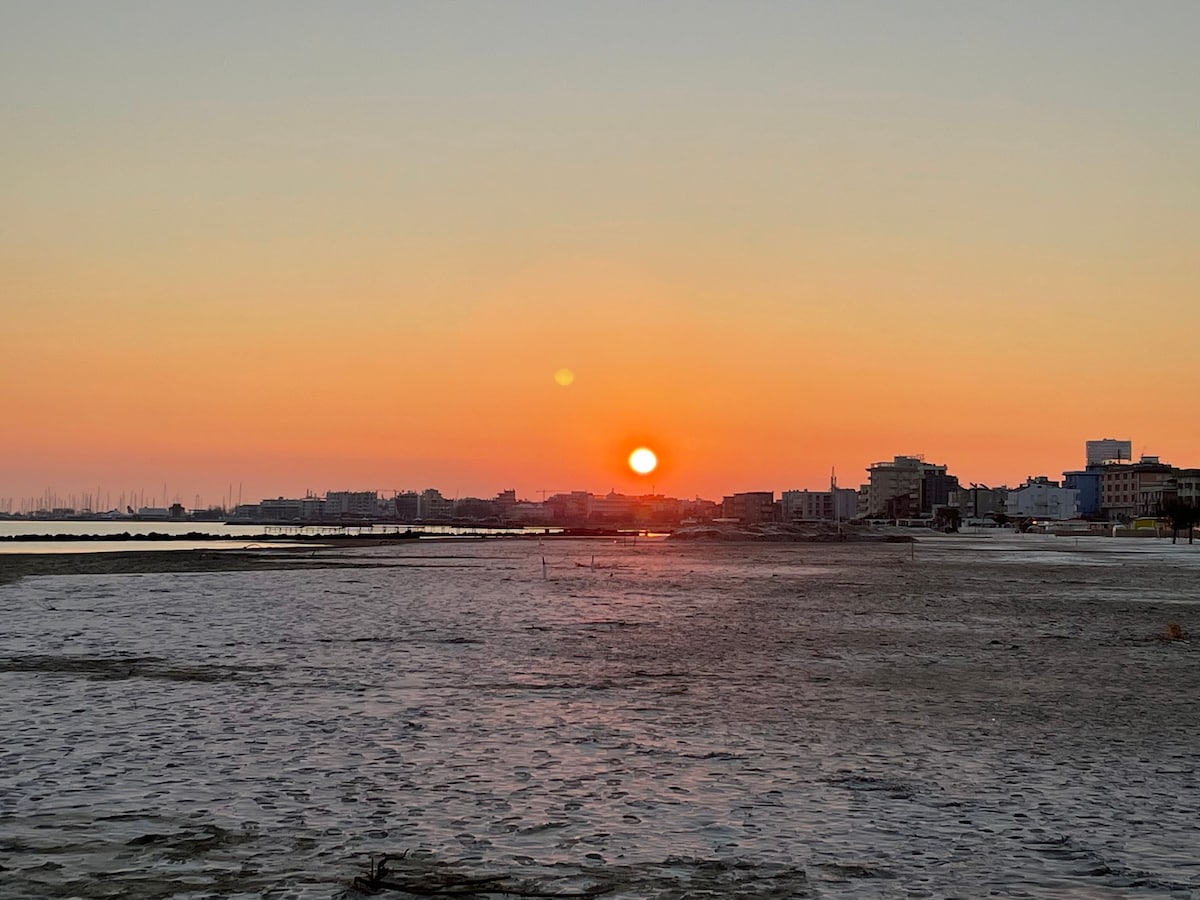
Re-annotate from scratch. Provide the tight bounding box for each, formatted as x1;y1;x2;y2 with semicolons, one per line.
3;1;1198;508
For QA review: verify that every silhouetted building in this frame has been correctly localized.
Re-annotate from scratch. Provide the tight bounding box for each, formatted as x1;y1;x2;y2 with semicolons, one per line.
325;490;377;518
867;456;957;517
1086;438;1132;466
921;469;960;516
418;489;454;520
495;490;517;521
680;497;720;523
510;501;551;523
722;492;775;524
1176;470;1200;508
453;497;497;520
394;492;419;521
545;491;591;523
951;485;1006;520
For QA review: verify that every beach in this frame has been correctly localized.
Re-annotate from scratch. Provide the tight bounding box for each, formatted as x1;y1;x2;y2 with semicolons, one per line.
2;535;1199;897
0;548;364;585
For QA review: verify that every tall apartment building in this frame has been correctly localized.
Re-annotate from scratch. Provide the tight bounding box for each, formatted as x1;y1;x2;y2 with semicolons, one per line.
1101;457;1176;520
1086;438;1132;466
866;456;958;518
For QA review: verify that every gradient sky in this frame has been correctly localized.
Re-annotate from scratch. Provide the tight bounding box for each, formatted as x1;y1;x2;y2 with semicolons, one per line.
3;1;1198;507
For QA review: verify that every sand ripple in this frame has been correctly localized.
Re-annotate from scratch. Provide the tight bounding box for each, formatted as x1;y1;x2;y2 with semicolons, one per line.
2;538;1199;897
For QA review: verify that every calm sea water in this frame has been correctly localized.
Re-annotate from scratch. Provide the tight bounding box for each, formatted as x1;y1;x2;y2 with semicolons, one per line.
0;521;557;554
2;536;1199;898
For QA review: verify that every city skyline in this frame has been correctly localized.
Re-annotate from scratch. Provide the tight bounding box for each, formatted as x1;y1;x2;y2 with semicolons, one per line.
0;436;1186;517
4;3;1198;503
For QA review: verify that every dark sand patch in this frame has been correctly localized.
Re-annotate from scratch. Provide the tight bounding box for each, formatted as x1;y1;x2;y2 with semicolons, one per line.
0;548;368;585
0;654;261;683
350;850;812;898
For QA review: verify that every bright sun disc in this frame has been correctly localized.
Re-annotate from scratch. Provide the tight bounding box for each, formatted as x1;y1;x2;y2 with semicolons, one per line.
629;447;657;475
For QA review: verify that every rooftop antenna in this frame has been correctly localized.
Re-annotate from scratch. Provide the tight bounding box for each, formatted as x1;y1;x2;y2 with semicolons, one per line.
831;467;840;534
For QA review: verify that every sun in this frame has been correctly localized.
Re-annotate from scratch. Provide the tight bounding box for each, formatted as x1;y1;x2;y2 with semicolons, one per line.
628;447;657;475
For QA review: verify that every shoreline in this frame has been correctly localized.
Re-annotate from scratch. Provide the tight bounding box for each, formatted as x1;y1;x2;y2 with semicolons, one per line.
0;534;657;584
0;527;654;545
0;548;367;584
0;530;428;544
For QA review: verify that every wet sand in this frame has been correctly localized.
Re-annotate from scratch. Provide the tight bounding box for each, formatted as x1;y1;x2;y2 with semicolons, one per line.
1;536;1199;897
0;548;359;584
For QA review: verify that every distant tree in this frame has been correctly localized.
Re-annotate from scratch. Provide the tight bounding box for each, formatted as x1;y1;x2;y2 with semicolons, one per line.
1160;500;1198;545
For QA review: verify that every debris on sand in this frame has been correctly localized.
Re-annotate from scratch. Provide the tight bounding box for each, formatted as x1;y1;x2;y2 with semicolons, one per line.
1155;622;1190;643
348;851;811;898
666;523;913;543
351;851;612;897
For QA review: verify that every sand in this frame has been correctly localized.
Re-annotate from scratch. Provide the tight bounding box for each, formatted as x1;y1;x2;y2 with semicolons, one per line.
0;548;361;585
2;535;1199;897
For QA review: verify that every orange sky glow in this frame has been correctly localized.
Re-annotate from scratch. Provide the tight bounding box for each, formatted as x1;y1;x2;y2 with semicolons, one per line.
2;4;1198;508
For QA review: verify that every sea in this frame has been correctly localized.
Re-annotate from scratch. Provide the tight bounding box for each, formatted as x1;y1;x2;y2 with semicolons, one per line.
0;521;554;555
2;535;1199;898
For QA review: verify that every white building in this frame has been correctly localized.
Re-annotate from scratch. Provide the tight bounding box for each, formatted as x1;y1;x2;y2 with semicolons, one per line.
781;489;858;522
418;488;455;520
260;498;304;520
324;491;378;517
1007;477;1079;520
256;496;325;521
